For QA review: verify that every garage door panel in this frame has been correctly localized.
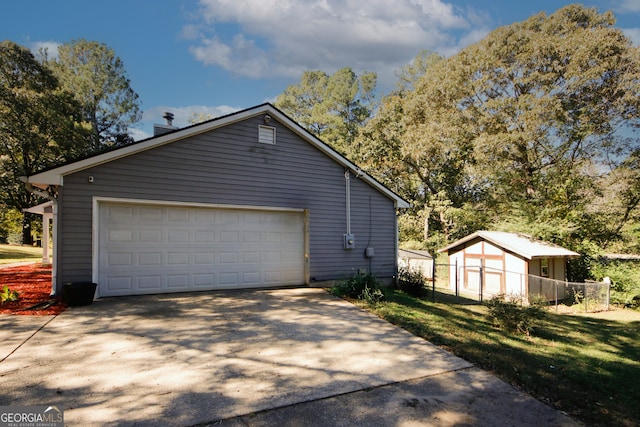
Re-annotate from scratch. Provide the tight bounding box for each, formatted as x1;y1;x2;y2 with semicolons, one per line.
167;274;189;288
219;252;239;263
139;275;162;290
219;272;239;286
139;252;162;266
107;205;134;219
139;206;163;221
242;231;260;243
108;252;132;266
243;252;260;263
195;231;214;243
109;229;133;242
168;252;189;265
194;273;215;286
105;277;133;292
140;229;162;242
220;231;239;243
194;252;215;264
167;207;189;221
168;230;189;243
265;252;281;263
265;271;282;283
98;202;305;297
243;271;261;283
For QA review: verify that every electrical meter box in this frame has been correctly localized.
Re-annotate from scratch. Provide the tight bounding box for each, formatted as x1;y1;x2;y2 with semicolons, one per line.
343;234;355;249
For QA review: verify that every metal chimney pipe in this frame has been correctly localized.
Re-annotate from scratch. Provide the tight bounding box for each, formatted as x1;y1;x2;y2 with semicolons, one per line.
163;112;174;126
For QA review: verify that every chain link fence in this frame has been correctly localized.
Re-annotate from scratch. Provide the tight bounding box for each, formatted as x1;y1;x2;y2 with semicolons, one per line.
416;262;610;313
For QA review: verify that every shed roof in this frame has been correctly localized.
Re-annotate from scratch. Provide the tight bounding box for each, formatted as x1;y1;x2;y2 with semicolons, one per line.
437;231;580;260
603;253;640;261
23;103;410;209
24;200;54;214
398;249;433;259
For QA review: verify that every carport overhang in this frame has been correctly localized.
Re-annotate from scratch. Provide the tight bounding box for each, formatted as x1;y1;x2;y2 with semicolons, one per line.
23;198;57;296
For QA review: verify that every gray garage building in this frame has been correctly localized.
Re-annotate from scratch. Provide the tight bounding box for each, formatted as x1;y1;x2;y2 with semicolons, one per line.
24;103;409;297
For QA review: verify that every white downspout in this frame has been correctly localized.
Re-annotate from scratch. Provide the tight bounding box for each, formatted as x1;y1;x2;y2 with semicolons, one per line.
50;202;58;295
345;170;351;235
394;208;399;286
41;211;52;264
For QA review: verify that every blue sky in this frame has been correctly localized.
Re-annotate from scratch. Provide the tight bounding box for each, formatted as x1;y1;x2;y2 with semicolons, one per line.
3;0;640;139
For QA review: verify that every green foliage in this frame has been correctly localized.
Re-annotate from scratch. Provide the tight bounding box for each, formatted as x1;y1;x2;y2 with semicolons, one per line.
0;41;90;244
395;50;444;92
485;295;546;335
590;259;640;306
187;112;214;125
331;273;386;304
1;40;141;244
591;261;639;294
48;39;142;149
0;285;19;304
351;5;640;252
0;207;23;244
360;284;386;305
275;67;376;155
396;266;427;297
365;289;640;426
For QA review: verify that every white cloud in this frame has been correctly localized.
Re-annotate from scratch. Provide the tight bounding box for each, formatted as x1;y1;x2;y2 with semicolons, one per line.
143;104;241;128
617;0;640;13
186;0;488;84
129;127;152;141
623;27;640;45
133;104;242;141
29;40;60;60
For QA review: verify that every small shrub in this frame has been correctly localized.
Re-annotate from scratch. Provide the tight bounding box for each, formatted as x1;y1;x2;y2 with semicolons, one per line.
568;287;584;306
1;285;19;304
485;294;546;335
331;273;386;303
361;284;386;305
396;266;427;297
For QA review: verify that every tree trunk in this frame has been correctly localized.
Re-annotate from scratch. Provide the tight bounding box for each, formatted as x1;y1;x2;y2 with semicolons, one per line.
22;212;33;246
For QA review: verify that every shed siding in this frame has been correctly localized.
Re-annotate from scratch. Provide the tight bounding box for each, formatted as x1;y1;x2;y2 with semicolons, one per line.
553;257;565;281
529;259;541;276
505;253;526;295
55;115;398;291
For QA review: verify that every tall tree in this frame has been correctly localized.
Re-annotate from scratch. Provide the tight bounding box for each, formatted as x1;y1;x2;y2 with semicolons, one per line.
48;39;142;150
354;51;485;247
275;67;376;154
0;41;86;244
394;50;444;92
391;5;640;248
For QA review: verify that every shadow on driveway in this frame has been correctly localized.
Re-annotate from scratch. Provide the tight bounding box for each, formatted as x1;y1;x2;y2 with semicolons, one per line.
0;288;576;426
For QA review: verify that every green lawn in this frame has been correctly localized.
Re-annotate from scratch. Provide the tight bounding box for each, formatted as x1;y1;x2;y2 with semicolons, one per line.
0;244;43;265
359;289;640;427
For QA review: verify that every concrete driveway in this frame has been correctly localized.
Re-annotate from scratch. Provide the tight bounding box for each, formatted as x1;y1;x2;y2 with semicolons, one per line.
0;288;577;426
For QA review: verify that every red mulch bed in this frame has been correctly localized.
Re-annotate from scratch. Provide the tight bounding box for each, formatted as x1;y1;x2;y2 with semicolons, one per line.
0;264;66;315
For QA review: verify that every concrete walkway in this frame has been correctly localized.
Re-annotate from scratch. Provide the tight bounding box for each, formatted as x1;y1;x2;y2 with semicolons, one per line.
0;288;578;426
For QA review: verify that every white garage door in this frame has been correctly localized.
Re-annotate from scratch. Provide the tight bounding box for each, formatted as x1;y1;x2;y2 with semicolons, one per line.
97;202;305;297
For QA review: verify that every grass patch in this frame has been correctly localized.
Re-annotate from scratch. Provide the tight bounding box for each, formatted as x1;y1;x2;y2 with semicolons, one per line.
0;244;43;265
358;289;640;427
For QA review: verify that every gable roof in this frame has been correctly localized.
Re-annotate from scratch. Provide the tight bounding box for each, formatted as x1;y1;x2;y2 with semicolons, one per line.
398;249;433;260
437;230;580;260
23;103;410;209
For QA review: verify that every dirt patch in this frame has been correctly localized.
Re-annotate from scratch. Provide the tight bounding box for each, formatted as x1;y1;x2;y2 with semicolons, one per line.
0;264;66;315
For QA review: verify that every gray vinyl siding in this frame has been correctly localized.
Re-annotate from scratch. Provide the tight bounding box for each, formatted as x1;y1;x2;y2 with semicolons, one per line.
55;114;398;292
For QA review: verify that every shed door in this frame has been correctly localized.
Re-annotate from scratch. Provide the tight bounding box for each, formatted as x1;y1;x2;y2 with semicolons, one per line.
97;202;305;297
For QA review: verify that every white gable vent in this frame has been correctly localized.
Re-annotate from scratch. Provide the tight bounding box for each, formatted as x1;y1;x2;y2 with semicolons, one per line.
259;125;276;144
